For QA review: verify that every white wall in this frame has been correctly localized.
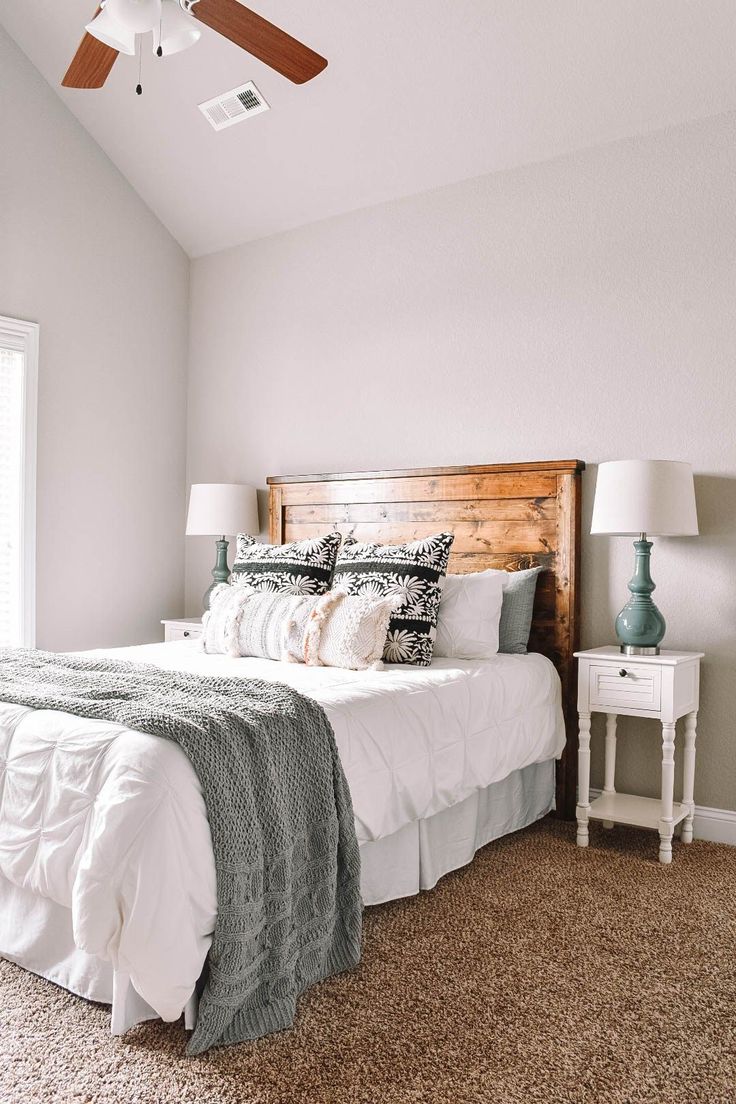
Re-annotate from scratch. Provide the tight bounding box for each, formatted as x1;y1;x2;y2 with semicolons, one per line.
0;27;189;650
188;111;736;812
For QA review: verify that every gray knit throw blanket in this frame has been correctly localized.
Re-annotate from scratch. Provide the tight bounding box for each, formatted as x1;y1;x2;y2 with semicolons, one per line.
0;648;362;1055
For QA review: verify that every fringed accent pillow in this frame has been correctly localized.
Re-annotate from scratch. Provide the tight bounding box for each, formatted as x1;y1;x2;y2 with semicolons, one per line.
202;584;307;660
203;585;398;671
313;591;400;670
231;532;341;596
333;532;455;666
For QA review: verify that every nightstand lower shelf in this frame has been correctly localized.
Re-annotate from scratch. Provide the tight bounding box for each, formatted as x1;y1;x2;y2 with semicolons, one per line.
588;793;689;832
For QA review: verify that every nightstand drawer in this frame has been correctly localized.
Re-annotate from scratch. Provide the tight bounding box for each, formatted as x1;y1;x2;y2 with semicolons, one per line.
588;662;662;712
162;618;202;643
163;625;202;643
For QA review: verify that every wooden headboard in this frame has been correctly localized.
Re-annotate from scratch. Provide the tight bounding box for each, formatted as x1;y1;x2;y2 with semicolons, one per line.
266;460;585;819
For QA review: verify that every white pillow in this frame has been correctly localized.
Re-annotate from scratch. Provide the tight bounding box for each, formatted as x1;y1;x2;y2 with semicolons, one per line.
203;585;398;671
433;570;504;659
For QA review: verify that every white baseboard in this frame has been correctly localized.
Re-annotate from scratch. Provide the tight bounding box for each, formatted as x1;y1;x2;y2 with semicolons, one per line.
691;805;736;845
585;788;736;846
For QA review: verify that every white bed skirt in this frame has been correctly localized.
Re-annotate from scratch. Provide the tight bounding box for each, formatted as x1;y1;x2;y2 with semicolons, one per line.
360;756;555;903
0;758;555;1034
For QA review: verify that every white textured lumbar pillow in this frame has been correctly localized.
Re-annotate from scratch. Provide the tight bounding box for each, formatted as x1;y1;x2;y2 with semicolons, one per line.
433;570;504;659
203;585;397;671
202;584;303;660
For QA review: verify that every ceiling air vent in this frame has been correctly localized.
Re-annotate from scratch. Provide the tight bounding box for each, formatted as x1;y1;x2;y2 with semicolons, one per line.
198;82;270;131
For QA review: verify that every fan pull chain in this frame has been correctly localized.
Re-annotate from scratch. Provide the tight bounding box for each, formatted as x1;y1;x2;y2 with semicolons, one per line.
157;13;163;56
136;36;143;95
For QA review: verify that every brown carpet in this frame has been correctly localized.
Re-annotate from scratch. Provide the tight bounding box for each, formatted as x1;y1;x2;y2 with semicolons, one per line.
1;819;735;1104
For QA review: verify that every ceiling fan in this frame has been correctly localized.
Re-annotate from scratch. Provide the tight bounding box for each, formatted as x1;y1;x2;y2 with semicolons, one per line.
62;0;327;90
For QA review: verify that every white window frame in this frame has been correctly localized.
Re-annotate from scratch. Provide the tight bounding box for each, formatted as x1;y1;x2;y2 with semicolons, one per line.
0;315;38;647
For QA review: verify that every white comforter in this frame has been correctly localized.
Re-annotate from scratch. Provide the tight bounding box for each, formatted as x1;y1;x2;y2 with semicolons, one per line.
0;643;564;1022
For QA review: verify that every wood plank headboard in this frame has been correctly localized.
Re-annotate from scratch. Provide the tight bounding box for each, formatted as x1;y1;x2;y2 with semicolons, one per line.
267;460;585;819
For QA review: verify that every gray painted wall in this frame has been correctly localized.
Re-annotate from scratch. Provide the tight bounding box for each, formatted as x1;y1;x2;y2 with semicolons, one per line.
187;111;736;812
0;27;190;650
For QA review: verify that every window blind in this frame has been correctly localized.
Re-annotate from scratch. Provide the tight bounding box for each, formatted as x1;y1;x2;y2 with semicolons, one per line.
0;342;26;646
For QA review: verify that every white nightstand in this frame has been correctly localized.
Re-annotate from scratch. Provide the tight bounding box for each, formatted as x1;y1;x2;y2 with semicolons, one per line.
161;617;203;643
574;646;703;864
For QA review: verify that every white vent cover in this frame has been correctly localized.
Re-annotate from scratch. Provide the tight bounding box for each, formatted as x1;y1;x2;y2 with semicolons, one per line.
198;81;269;131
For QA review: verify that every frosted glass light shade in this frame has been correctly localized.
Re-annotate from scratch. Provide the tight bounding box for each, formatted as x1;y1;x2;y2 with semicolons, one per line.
153;0;201;55
591;460;698;536
105;0;162;33
85;9;137;54
186;483;259;537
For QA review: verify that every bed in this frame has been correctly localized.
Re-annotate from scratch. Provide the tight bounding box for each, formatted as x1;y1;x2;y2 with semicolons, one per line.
0;459;584;1036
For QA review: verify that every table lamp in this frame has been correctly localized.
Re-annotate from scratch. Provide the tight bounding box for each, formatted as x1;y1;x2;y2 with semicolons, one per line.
186;483;259;611
591;460;698;654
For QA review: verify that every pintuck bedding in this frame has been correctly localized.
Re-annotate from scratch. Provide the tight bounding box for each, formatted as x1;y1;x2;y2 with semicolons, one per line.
0;648;362;1055
0;640;565;1040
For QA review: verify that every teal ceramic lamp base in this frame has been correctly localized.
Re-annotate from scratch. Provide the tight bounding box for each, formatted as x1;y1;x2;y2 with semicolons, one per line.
203;537;231;611
615;535;666;655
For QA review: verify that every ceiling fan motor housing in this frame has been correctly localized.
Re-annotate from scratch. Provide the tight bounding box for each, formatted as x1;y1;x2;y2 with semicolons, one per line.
105;0;162;34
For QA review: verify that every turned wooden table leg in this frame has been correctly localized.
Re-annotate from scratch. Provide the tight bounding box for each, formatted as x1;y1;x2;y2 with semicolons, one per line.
681;711;697;844
602;713;617;829
659;721;676;864
576;712;592;847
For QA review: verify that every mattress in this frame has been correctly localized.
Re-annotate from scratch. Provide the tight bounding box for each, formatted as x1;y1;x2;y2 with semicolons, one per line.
0;642;565;1026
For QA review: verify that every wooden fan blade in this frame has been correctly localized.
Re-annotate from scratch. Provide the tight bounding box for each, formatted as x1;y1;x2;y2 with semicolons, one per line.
62;14;119;89
192;0;327;84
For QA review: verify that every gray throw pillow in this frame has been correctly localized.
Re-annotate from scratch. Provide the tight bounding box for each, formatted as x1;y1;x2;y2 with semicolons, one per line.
498;566;544;654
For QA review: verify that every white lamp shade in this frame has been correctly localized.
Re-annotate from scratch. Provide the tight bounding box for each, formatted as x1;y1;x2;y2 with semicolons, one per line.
591;460;698;536
153;0;201;54
186;483;259;537
105;0;162;33
85;8;137;53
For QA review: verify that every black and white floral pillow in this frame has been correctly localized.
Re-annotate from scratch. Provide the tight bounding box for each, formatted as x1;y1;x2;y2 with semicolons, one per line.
231;532;341;596
333;532;455;666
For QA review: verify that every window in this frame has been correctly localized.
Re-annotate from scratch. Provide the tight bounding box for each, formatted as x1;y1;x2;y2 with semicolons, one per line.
0;316;38;647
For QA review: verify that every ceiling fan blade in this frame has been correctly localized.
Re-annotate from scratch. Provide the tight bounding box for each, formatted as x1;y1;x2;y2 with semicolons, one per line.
62;9;119;89
192;0;327;84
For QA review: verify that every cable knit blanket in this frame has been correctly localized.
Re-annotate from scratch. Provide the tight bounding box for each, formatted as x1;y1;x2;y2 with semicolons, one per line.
0;648;362;1055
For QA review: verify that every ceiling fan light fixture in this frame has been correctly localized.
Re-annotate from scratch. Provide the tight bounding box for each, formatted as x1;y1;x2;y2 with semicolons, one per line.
85;7;137;55
153;0;202;56
105;0;162;34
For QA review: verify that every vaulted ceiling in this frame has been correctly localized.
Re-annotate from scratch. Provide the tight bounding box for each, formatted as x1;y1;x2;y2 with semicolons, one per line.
2;1;735;257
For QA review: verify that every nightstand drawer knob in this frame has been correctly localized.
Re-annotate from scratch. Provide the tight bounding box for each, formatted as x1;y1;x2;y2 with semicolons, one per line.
183;631;190;638
619;668;628;677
